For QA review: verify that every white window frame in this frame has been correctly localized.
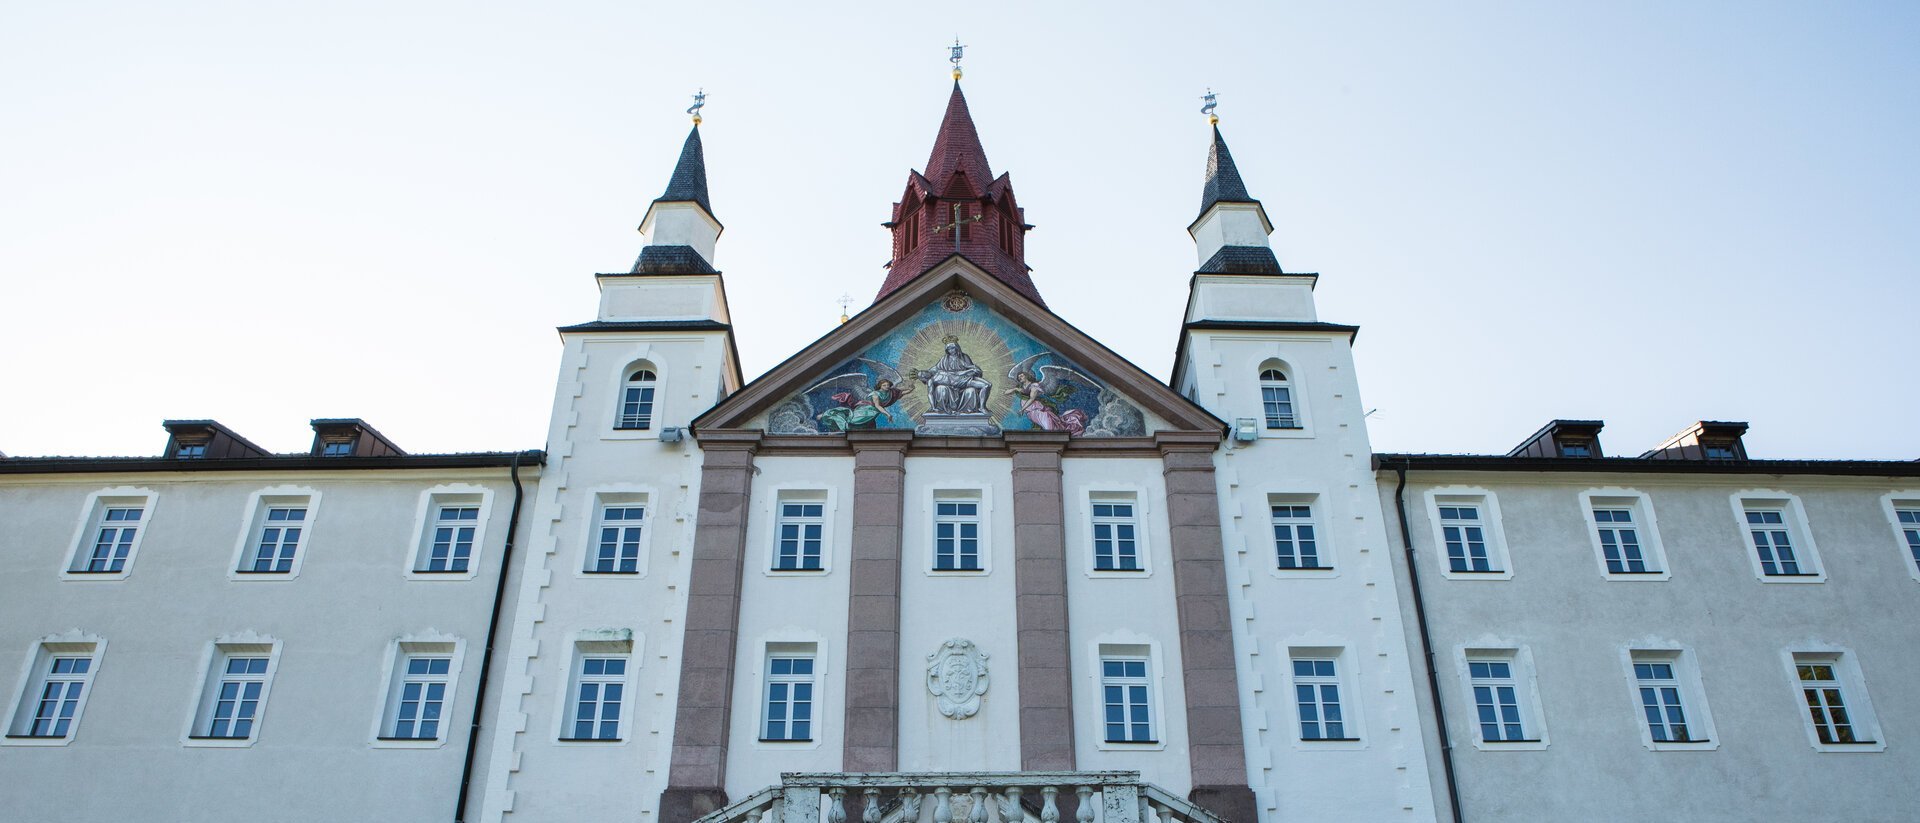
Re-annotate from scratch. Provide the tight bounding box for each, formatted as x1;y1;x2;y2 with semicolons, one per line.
1285;645;1365;749
1425;487;1514;581
768;489;831;575
1258;367;1298;430
1620;646;1719;751
369;635;465;748
1880;492;1920;584
1098;654;1156;744
552;630;637;745
925;487;990;576
1086;490;1149;575
579;489;653;577
759;643;818;744
227;486;322;581
1729;491;1825;583
614;362;660;431
404;484;496;581
1453;645;1549;750
61;487;159;581
183;635;282;748
4;632;106;747
1085;638;1169;751
1578;488;1670;582
1251;355;1313;439
1268;492;1336;576
1782;646;1886;752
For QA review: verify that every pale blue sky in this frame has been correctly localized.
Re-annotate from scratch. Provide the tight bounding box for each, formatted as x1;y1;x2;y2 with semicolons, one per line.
2;2;1915;459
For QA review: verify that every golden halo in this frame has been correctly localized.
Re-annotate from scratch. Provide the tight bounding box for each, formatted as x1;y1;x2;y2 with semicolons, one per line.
894;319;1015;423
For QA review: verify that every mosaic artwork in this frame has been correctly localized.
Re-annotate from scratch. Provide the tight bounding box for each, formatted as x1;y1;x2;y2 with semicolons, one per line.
765;291;1149;437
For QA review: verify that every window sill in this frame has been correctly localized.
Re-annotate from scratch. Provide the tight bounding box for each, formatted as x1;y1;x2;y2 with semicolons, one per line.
756;738;814;743
1102;739;1160;745
1757;573;1826;584
1276;566;1334;572
64;569;127;575
1607;570;1666;575
556;737;625;743
186;735;252;740
581;570;641;576
4;733;67;739
233;570;294;575
1817;740;1879;746
1092;567;1147;573
1446;570;1508;575
768;567;827;574
410;569;474;575
376;736;443;742
1299;737;1364;742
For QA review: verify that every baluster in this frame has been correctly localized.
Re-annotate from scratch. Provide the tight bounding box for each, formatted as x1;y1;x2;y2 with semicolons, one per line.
901;787;924;823
998;787;1023;822
1138;797;1151;823
1040;786;1060;823
934;787;954;823
864;789;883;823
1158;805;1176;823
828;788;848;823
1074;787;1095;823
969;787;990;823
757;799;777;823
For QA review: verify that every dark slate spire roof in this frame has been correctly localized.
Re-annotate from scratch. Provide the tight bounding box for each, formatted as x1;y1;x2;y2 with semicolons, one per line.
923;83;994;191
654;125;713;217
1197;124;1259;220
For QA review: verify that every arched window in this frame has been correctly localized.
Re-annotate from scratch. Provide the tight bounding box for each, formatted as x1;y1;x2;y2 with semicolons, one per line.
1259;367;1297;429
616;368;657;430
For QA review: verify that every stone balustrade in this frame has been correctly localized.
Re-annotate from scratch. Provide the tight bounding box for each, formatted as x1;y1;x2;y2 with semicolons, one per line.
692;771;1225;823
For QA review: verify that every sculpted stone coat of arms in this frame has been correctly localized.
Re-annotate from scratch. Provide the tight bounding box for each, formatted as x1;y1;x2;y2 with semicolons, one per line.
926;638;990;719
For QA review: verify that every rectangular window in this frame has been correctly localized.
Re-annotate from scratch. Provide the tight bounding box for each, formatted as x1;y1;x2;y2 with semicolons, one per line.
320;440;353;457
1293;658;1348;740
617;384;655;430
244;506;308;573
1593;507;1653;574
1744;508;1803;576
1091;497;1141;572
933;498;981;572
422;505;479;573
204;657;270;739
1633;661;1694;743
1438;504;1495;573
1101;658;1153;743
774;499;825;571
1271;504;1322;569
1797;662;1860;744
20;656;94;738
590;504;645;574
1897;508;1920;573
569;657;627;741
1468;659;1527;742
388;656;451;740
1261;385;1296;429
762;655;815;742
83;507;143;573
175;443;207;459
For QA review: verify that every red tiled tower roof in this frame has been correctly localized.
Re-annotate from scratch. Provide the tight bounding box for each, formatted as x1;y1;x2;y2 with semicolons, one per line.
875;83;1043;306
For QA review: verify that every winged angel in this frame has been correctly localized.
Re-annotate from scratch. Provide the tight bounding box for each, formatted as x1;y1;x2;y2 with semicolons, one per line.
1006;351;1093;436
808;358;914;431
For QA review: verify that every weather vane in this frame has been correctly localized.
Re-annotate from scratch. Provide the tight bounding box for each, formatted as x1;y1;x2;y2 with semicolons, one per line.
837;293;853;325
687;89;706;126
949;38;965;81
1201;88;1218;125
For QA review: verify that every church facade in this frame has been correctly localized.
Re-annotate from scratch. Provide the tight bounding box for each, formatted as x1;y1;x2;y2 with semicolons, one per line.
3;75;1916;823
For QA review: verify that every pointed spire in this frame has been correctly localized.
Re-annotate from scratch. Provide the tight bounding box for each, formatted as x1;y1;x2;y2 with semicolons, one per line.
923;84;994;194
655;125;714;218
1197;124;1256;220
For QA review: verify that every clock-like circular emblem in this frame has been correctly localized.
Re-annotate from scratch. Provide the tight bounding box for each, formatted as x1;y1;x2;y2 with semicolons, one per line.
926;638;989;718
941;289;972;312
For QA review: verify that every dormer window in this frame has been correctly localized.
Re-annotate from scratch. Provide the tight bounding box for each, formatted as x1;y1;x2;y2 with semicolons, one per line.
617;368;658;431
175;442;208;459
1704;445;1736;461
321;440;353;457
1558;441;1593;458
1259;368;1297;429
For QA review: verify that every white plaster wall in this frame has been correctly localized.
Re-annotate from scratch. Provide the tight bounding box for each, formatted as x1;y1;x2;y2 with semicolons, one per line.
1185;329;1439;822
1381;472;1920;821
598;276;730;323
1062;457;1192;790
897;456;1022;773
0;467;531;823
724;454;855;792
1187;275;1319;324
637;202;722;265
1189;204;1272;266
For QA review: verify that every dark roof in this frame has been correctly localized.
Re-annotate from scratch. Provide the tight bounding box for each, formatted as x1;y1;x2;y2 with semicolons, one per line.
923;83;994;193
1198;124;1261;220
1196;245;1283;275
631;245;718;275
1373;453;1920;478
654;125;712;216
556;320;731;333
0;450;545;475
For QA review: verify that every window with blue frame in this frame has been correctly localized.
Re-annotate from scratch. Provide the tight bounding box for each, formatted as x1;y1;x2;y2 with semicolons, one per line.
205;657;270;739
773;498;825;571
1633;660;1694;743
1469;659;1528;742
570;656;626;740
1438;504;1495;573
1744;508;1802;575
1293;658;1348;740
389;656;450;740
933;498;981;571
1896;508;1920;572
762;655;815;741
421;505;479;573
23;656;94;738
1101;658;1153;743
590;504;645;574
246;506;307;573
1091;497;1141;571
81;507;143;573
1592;507;1653;574
1271;503;1322;569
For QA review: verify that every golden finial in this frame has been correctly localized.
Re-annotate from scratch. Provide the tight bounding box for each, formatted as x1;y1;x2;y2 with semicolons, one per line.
1201;89;1218;126
837;293;852;325
949;39;965;81
687;88;706;126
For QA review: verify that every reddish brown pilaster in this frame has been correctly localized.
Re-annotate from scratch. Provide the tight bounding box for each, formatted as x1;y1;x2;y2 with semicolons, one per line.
1007;431;1077;770
660;432;759;821
1157;431;1258;823
843;430;913;771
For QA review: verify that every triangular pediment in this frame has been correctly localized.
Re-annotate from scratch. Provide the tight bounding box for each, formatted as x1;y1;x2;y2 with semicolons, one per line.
696;258;1224;439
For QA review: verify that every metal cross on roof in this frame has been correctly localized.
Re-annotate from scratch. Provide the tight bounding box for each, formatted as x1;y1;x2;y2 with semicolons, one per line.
933;203;981;238
949;38;966;80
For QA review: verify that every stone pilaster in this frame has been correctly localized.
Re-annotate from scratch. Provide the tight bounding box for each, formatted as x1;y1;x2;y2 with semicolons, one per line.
660;434;758;821
1007;431;1076;770
1158;432;1258;823
843;431;912;771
